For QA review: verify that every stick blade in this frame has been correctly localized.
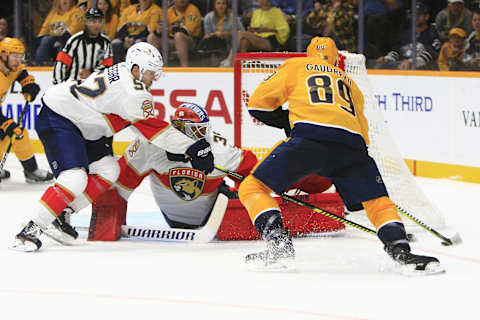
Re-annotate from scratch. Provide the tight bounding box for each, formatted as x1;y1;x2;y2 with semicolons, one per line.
441;232;462;246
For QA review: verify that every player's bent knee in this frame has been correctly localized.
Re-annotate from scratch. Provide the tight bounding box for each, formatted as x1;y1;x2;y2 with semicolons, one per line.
56;168;88;196
362;196;402;230
89;156;120;184
238;175;280;221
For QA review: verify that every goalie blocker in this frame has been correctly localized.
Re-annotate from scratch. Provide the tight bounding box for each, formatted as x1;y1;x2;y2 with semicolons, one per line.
88;189;345;242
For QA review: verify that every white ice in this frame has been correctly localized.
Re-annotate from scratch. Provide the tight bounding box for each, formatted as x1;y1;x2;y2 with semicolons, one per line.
0;155;478;320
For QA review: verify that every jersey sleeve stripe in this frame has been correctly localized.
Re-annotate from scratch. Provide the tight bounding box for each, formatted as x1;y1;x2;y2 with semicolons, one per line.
103;113;130;134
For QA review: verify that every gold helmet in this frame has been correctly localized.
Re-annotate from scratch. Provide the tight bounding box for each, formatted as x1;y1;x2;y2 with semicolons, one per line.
0;37;25;55
306;37;338;65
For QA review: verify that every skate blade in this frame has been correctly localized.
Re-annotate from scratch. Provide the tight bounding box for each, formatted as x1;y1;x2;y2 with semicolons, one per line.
9;240;40;252
42;229;75;246
246;257;296;272
398;262;445;276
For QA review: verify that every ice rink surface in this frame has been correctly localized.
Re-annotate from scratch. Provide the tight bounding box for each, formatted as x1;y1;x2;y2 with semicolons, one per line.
0;155;478;320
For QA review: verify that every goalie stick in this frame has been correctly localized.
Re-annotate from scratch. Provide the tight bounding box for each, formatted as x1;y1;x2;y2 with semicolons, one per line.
76;193;229;243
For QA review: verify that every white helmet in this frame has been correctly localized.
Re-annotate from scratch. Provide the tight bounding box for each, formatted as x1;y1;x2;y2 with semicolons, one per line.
126;42;163;80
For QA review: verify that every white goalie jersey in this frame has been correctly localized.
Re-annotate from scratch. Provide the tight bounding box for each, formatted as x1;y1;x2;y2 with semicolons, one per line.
115;133;258;226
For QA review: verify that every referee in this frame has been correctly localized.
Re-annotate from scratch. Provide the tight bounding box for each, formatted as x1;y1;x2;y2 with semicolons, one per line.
53;8;113;84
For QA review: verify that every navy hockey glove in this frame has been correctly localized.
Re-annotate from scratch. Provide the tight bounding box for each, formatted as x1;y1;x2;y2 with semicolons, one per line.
0;119;23;140
185;139;214;174
22;83;40;102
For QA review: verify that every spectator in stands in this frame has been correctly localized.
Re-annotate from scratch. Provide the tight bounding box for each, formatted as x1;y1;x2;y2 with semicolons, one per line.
364;0;405;58
375;2;441;70
0;18;8;42
464;9;480;69
305;0;357;52
197;0;244;66
53;8;113;84
438;27;468;70
435;0;473;43
35;0;85;65
77;0;88;14
239;0;261;27
111;0;131;15
97;0;119;39
220;0;290;67
272;0;314;25
147;0;202;67
112;0;162;63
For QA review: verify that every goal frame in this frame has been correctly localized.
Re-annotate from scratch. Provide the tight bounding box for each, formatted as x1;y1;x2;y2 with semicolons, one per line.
233;52;305;148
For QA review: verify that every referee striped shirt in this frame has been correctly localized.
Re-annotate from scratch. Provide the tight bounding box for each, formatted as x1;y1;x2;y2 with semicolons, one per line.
53;30;113;84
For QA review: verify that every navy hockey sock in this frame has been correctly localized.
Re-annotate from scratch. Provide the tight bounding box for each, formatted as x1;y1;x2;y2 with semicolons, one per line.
20;156;38;173
254;210;284;239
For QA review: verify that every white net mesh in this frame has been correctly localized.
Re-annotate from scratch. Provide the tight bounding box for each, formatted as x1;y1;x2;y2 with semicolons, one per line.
237;52;446;229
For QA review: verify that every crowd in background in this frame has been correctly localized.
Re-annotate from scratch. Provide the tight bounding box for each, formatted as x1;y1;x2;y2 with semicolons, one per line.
1;0;480;70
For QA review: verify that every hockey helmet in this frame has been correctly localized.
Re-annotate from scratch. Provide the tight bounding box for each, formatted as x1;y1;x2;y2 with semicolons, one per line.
85;7;104;20
306;37;338;65
0;37;25;56
126;42;163;81
172;103;211;140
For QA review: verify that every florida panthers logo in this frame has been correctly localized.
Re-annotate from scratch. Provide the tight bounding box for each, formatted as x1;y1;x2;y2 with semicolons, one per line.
169;168;205;201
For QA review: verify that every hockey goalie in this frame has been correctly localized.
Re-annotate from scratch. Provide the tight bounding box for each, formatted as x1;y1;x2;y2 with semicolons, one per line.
88;103;345;242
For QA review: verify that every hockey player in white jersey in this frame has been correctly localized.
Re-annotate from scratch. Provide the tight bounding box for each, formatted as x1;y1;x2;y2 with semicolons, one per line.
11;43;214;252
101;102;257;229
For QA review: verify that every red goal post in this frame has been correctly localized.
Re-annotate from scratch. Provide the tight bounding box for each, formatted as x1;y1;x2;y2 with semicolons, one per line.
233;51;447;229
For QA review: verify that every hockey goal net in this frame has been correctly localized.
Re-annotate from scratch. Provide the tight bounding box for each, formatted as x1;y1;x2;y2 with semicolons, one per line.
233;52;446;229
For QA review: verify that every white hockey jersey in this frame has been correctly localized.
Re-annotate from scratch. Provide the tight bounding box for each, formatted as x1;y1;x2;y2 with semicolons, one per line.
115;133;258;226
42;62;195;154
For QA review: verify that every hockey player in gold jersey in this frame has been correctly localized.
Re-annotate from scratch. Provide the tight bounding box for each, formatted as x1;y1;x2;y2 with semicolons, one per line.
238;37;443;273
0;38;53;183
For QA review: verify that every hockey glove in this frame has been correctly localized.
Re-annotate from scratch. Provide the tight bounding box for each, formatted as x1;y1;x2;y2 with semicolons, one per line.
0;119;23;140
185;139;214;174
22;83;40;102
218;180;239;199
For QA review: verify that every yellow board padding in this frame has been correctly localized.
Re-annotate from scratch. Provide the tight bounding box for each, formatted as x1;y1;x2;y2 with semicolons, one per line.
238;175;280;222
362;196;401;230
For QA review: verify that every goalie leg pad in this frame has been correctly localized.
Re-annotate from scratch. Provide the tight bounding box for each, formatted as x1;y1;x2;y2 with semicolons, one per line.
89;188;127;241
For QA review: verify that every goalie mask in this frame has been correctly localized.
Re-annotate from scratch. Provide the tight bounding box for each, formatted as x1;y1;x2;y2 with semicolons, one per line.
172;103;211;140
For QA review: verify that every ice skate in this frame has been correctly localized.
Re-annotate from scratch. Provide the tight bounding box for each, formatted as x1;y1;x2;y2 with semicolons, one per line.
10;220;43;252
0;169;11;181
385;243;444;275
43;207;78;245
24;168;54;184
246;228;295;270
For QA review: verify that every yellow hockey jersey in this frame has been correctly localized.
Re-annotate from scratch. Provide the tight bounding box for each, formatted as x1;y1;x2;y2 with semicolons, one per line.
38;6;85;37
167;4;202;39
248;56;369;148
117;4;162;37
0;63;31;102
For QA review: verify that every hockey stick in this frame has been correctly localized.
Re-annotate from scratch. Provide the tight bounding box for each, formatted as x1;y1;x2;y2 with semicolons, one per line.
214;164;377;236
0;100;29;173
396;206;462;246
75;193;229;243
